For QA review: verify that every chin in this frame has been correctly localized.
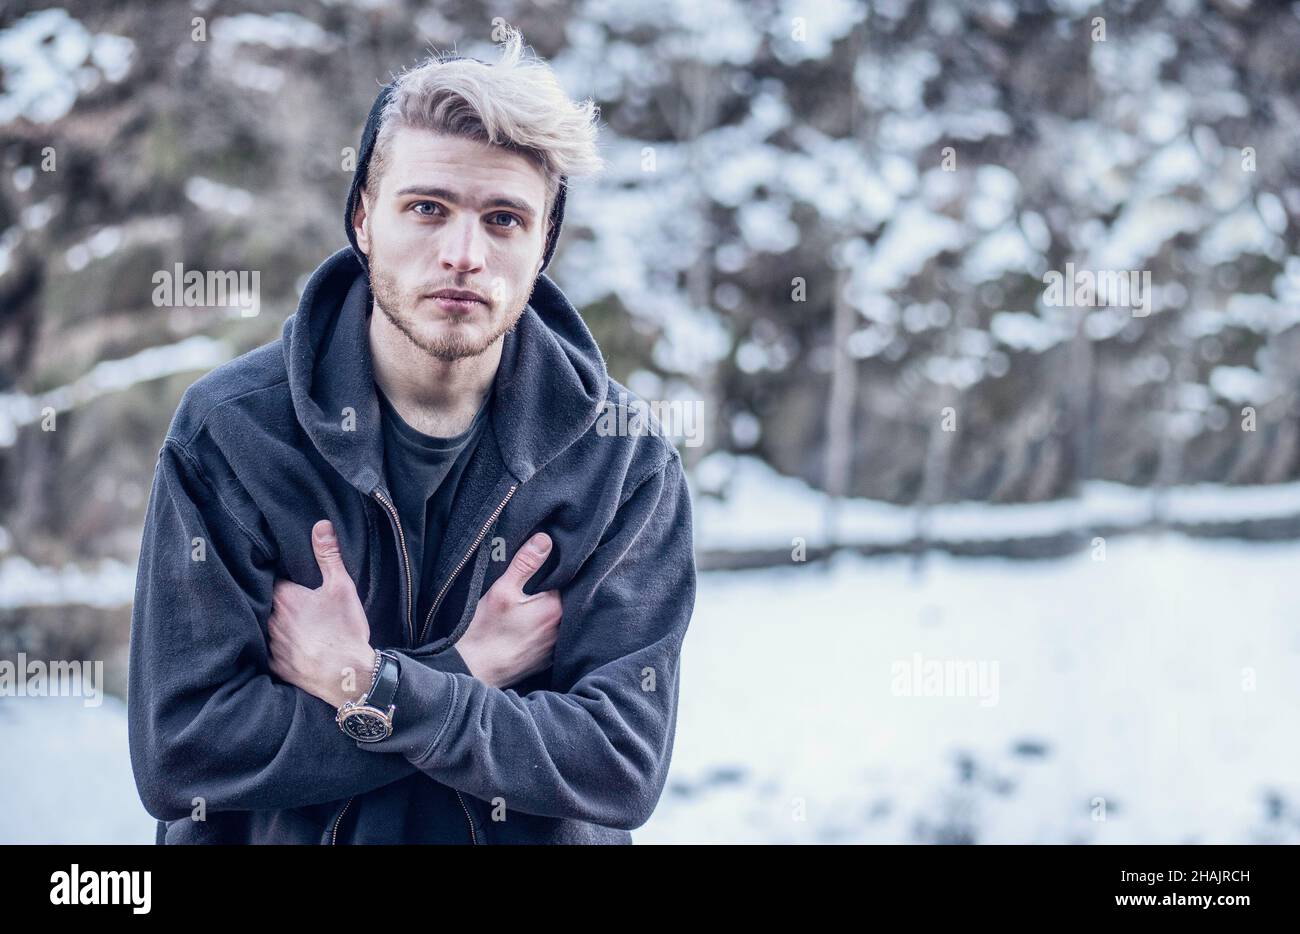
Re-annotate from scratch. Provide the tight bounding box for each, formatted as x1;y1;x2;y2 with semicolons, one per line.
417;323;494;361
425;317;486;341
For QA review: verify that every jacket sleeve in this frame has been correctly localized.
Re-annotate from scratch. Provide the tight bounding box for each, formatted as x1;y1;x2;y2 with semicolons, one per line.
358;451;696;831
127;439;420;822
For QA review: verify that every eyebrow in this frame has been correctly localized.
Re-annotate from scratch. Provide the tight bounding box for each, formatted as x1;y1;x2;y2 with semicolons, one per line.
393;186;537;222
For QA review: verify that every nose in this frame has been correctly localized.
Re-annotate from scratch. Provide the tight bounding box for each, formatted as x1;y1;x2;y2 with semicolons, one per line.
439;213;486;274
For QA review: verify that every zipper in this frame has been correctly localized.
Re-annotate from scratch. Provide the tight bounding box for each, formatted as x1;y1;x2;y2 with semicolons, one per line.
420;481;516;848
417;483;518;644
331;483;516;846
372;489;414;647
330;796;353;844
330;489;411;847
457;790;479;844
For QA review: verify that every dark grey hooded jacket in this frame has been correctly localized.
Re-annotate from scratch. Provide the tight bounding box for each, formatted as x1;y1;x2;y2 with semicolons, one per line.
127;243;696;843
129;69;696;845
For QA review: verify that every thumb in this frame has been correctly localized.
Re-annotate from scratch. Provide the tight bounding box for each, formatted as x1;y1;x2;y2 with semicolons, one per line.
501;532;552;591
312;519;348;588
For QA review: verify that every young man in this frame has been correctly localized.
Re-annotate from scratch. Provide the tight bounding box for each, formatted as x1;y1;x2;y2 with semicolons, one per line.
127;30;697;844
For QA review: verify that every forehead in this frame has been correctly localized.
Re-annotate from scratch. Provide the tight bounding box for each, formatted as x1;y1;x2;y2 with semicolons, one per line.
380;126;547;209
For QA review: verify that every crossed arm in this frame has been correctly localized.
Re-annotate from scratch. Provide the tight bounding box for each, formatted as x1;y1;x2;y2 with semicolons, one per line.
266;521;562;710
127;439;695;829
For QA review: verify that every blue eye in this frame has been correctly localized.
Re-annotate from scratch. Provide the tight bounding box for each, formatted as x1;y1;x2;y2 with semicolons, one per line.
490;212;521;228
412;201;441;216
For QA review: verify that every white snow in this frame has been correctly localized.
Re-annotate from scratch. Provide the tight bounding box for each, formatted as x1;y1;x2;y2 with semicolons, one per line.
0;554;136;609
1094;197;1203;270
210;13;340;55
0;9;134;124
1199;201;1285;265
0;335;232;447
736;199;800;253
694;452;1300;551
1139;138;1203;197
64;225;123;272
185;176;255;215
1208;365;1273;405
1186;292;1300;338
639;535;1300;843
769;0;864;63
0;692;153;844
850;201;965;292
963;223;1041;283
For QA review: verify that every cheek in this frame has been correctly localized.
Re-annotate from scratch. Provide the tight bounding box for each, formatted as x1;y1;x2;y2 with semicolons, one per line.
375;218;420;256
491;244;538;286
372;229;426;287
371;206;426;251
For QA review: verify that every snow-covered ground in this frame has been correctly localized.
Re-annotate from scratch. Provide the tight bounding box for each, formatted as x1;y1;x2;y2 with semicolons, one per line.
0;691;153;844
694;452;1300;550
3;531;1298;844
640;532;1300;843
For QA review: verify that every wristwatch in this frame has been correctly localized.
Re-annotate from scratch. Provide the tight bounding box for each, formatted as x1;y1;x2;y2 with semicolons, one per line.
336;650;400;743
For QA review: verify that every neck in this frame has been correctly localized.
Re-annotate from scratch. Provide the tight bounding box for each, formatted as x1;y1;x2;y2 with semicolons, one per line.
368;303;500;437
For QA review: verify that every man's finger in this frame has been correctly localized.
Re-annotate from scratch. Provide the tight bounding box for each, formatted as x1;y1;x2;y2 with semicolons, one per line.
312;519;349;589
500;532;552;591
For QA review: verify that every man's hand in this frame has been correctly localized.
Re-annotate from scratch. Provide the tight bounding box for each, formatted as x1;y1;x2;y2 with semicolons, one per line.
455;533;562;689
268;519;376;710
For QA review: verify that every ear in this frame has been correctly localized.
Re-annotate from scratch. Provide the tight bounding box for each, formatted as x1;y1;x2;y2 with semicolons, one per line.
353;188;372;257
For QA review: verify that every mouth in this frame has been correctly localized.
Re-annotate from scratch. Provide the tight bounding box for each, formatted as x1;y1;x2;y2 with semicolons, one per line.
428;289;487;314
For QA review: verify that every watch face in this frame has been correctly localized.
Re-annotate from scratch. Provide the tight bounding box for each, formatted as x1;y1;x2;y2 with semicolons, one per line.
340;708;391;742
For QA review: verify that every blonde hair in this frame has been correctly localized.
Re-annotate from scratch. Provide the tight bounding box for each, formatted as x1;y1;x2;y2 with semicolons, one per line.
368;26;604;217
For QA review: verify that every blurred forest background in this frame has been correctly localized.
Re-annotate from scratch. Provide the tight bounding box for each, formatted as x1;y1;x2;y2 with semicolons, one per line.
3;0;1300;844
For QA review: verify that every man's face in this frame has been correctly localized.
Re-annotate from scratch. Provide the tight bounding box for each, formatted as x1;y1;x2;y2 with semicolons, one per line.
354;126;549;361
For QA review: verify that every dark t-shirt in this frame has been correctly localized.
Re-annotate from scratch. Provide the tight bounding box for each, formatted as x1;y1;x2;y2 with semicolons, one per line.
376;383;490;628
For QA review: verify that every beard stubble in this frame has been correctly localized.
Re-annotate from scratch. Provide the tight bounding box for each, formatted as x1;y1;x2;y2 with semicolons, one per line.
367;247;529;362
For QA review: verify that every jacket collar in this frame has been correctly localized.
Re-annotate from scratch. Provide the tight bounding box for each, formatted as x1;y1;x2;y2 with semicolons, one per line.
283;247;608;495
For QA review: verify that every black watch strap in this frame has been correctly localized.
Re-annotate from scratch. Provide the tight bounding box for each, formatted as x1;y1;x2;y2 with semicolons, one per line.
364;651;400;711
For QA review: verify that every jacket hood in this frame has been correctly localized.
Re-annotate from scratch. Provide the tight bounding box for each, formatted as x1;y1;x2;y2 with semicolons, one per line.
282;247;608;494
